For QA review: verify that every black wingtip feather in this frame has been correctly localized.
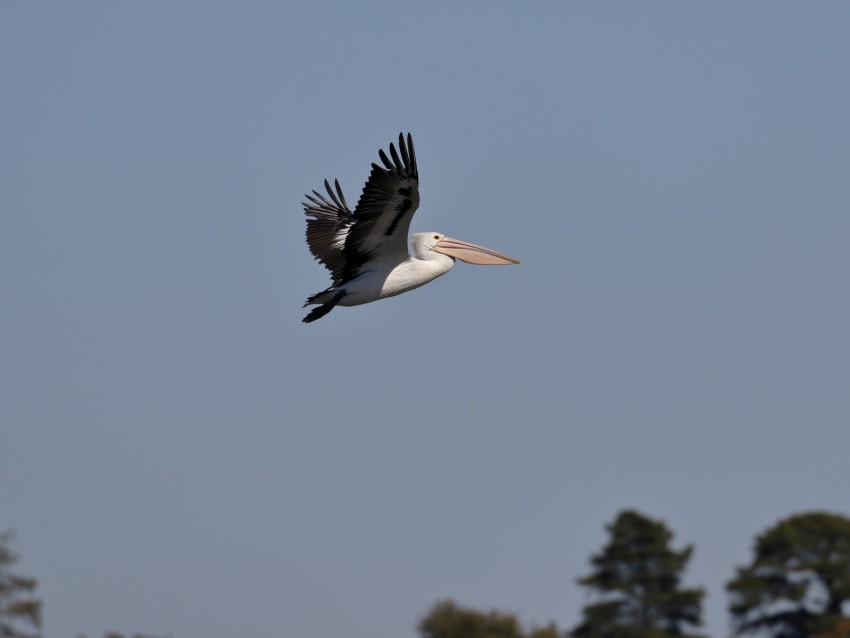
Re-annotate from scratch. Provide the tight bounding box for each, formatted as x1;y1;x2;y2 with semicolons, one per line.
407;133;417;173
397;133;409;170
374;134;417;176
389;142;402;171
324;178;346;211
378;149;393;170
334;179;349;210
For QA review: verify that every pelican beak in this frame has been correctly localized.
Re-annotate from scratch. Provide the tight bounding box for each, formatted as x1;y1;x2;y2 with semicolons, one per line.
433;236;521;265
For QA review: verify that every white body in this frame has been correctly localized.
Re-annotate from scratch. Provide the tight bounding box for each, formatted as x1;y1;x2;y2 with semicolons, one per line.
312;234;456;306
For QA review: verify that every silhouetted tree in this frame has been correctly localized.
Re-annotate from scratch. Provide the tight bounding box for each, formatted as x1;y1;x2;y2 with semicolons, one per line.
418;600;561;638
727;511;850;638
0;530;42;638
571;510;705;638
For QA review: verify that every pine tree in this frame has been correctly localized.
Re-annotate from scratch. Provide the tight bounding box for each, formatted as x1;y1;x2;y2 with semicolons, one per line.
0;530;42;638
570;510;705;638
727;511;850;638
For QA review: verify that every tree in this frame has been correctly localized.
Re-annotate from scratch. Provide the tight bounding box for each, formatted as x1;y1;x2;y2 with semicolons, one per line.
570;510;705;638
727;511;850;638
0;530;42;638
418;600;562;638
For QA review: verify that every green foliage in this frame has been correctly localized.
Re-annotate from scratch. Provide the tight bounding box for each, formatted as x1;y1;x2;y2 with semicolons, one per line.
570;510;705;638
418;600;562;638
727;511;850;638
0;530;42;638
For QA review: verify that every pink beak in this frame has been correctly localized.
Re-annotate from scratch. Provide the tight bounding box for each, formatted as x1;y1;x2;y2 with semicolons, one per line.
433;236;521;265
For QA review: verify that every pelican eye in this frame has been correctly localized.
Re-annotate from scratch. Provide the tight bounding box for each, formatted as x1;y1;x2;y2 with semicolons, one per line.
434;234;440;240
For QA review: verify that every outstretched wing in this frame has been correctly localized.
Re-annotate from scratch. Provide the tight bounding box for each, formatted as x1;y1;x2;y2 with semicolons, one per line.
337;133;420;284
303;178;353;280
302;133;420;286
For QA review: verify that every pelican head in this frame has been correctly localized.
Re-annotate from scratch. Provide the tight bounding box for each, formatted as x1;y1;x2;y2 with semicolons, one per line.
412;232;521;265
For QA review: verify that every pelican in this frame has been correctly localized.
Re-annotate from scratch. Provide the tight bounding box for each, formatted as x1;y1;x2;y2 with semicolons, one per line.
302;133;520;323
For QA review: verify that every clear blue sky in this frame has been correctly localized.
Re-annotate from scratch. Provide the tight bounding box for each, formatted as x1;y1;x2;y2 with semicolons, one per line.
2;3;849;637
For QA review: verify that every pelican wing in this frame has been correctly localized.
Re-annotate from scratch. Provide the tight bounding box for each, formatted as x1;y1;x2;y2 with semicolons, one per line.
302;133;420;286
303;178;353;277
337;133;419;283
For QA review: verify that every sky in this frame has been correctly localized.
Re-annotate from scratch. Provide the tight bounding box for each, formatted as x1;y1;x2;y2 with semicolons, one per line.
2;3;849;638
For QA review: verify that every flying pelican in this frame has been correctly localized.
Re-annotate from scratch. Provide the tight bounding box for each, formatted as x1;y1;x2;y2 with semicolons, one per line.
301;133;520;323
